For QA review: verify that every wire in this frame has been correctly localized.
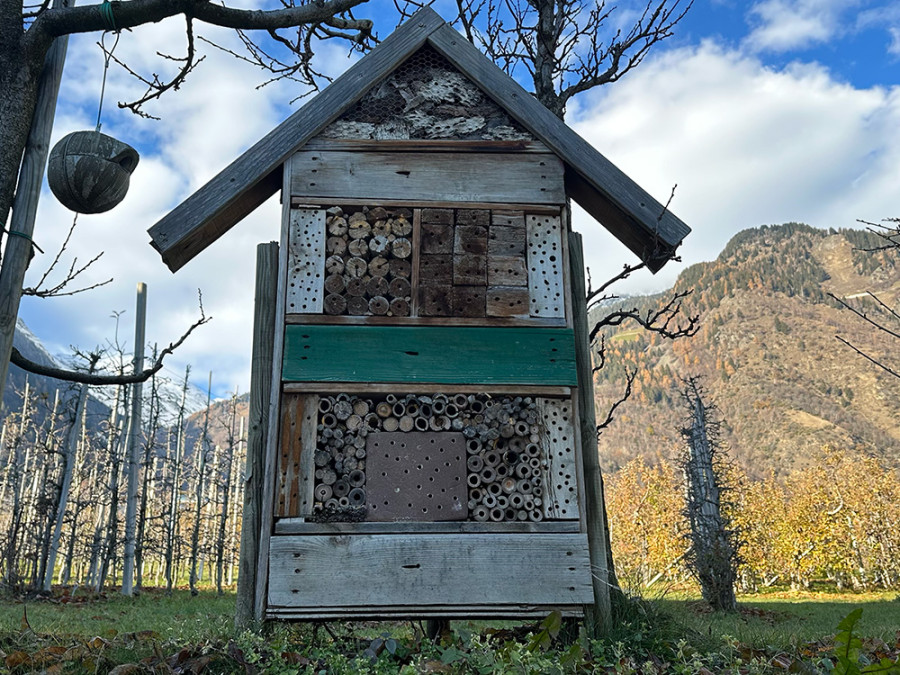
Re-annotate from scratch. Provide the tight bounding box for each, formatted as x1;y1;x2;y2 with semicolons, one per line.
96;29;121;132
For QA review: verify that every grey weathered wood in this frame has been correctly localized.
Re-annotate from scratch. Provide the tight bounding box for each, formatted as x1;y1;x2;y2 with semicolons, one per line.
424;20;690;270
293;197;561;214
289;151;565;204
487;256;528;286
486;286;530;317
267;533;592;608
235;242;279;629
527;214;565;318
284;314;566;328
281;382;573;396
147;8;446;271
276;394;317;518
267;606;583;620
285;209;325;314
273;520;580;535
568;232;612;636
538;398;579;520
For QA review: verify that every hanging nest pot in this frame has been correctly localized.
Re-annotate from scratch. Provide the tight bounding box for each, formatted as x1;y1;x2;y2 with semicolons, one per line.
48;130;140;214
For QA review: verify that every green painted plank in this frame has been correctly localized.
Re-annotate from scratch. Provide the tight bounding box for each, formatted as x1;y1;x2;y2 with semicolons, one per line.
282;326;577;385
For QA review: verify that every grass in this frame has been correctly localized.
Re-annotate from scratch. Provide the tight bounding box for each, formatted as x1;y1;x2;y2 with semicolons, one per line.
661;590;900;649
0;586;898;673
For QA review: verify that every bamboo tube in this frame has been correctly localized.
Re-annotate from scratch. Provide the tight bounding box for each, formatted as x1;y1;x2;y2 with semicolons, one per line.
383;417;400;432
333;480;350;498
314;485;333;501
473;506;489;522
480;467;496;484
482;494;497;508
489;508;504;522
466;473;481;488
348;488;366;507
414;417;429;432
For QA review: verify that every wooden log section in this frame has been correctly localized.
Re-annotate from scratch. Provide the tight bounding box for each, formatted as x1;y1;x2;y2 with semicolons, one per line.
367;276;390;297
368;296;390;315
389;297;411;316
388;277;411;298
325;255;345;274
347;296;369;315
324;293;347;315
369;256;390;277
345;278;367;297
348;238;370;258
345;257;368;278
326;236;347;256
391;217;413;236
391;237;412;259
324;273;345;294
389;258;412;279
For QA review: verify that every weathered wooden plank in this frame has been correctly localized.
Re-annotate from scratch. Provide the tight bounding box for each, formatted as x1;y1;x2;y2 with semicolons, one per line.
282;325;578;385
235;242;278;629
281;382;573;396
148;8;446;271
285;209;325;314
527;214;565;319
489;226;526;257
274;519;580;535
289;152;565;204
425;21;690;271
292;197;561;214
569;232;613;635
267;606;584;620
267;533;593;608
284;314;566;328
538;398;579;520
276;394;317;518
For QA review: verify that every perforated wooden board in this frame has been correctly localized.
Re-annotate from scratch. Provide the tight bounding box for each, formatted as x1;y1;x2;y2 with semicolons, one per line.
286;209;325;314
366;432;468;521
538;398;579;519
277;394;318;518
526;214;564;318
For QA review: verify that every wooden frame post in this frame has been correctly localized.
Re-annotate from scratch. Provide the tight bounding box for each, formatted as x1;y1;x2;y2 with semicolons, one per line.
568;231;613;636
236;242;279;630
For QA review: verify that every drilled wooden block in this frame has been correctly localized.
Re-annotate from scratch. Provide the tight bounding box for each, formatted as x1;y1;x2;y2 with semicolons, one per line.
487;255;527;286
421;208;454;225
421;223;454;254
489;226;526;257
454;225;488;255
486;286;530;317
539;398;578;520
451;286;486;318
420;254;453;285
286;209;325;314
453;254;486;286
366;432;468;522
492;210;525;228
456;209;490;227
527;215;565;318
419;286;452;316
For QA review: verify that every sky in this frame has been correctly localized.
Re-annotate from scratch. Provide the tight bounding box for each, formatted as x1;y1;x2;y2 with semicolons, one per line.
15;0;900;399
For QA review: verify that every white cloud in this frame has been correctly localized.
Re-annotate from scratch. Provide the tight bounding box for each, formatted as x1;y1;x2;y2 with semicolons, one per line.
568;40;900;294
744;0;855;52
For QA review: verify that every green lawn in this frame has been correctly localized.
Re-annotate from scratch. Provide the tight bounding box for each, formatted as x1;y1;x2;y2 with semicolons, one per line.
0;587;898;673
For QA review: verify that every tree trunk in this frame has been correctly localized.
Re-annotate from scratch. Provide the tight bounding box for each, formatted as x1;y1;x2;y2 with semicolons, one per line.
43;374;91;591
189;372;213;595
165;368;191;592
122;283;147;595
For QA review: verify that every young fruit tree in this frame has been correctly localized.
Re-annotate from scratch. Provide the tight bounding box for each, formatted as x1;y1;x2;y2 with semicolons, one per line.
679;377;739;612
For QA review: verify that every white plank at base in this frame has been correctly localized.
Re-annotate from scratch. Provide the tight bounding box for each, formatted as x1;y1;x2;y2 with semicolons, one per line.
267;533;592;608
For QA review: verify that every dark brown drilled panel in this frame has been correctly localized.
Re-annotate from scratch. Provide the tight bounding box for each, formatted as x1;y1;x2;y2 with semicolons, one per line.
321;45;534;141
366;432;468;522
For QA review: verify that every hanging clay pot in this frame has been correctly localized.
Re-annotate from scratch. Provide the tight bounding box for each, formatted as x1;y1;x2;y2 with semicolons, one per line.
47;130;140;214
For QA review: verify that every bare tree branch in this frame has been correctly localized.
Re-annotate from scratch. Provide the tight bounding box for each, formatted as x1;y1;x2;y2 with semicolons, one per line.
10;301;210;385
596;367;634;434
589;288;699;343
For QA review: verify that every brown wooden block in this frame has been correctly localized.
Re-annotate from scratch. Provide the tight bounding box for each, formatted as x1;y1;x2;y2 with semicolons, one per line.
486;286;530;317
454;225;487;255
420;254;453;285
487;255;528;286
456;209;490;227
453;254;486;286
419;286;452;316
421;223;454;254
421;208;454;225
451;286;486;317
492;210;525;228
489;226;526;256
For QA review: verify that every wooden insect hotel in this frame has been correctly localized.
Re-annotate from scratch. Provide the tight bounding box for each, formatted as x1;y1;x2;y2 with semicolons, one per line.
148;8;689;625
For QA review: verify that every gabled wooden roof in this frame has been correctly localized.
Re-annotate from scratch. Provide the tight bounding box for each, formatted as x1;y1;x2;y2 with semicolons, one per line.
148;7;690;273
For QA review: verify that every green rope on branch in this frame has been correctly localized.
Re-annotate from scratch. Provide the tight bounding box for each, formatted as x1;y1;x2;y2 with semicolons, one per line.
99;0;117;32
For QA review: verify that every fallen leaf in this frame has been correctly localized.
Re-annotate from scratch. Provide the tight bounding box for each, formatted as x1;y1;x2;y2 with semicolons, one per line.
5;651;29;668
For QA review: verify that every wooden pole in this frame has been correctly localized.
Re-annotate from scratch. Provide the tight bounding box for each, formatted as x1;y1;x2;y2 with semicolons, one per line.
235;242;279;629
567;231;613;636
122;282;147;595
0;0;72;411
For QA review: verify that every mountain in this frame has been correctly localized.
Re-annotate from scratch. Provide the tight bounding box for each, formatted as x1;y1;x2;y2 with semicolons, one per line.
593;223;900;479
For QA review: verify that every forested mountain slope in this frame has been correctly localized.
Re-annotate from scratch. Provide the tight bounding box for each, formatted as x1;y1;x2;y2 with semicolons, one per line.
593;223;900;478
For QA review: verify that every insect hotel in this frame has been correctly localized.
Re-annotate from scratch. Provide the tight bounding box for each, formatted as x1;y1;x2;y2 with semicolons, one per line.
148;8;689;624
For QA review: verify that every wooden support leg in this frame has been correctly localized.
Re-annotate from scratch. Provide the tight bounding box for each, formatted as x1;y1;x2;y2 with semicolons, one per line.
426;619;451;643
